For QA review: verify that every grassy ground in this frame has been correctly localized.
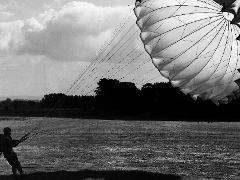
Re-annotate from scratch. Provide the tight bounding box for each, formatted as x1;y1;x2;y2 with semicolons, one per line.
0;118;240;179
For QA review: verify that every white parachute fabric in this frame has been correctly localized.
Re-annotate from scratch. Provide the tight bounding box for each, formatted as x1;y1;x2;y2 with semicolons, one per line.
134;0;240;105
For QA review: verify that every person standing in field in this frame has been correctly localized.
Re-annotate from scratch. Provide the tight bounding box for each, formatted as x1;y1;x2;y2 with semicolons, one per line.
3;127;25;179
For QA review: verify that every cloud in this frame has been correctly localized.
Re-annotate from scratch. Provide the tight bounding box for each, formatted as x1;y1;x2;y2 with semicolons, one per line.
0;21;24;53
16;1;135;61
0;1;166;98
0;1;136;62
0;1;146;96
0;3;14;21
0;11;15;19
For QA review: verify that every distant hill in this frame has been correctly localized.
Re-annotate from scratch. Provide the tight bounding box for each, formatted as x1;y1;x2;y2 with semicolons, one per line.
0;95;43;101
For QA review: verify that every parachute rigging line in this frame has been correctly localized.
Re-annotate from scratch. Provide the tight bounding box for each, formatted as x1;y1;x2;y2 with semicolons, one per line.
137;67;159;84
65;11;131;95
76;33;142;95
43;9;138;118
17;8;136;139
79;49;147;96
41;2;193;117
47;26;154;116
52;36;143;116
53;25;136;116
118;58;151;81
79;44;141;95
66;9;133;95
66;2;162;97
68;18;137;95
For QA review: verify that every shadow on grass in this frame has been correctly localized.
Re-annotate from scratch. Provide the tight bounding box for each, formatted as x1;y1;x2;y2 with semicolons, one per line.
0;169;181;180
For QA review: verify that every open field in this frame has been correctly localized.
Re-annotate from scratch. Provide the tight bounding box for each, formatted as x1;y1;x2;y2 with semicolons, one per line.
0;118;240;179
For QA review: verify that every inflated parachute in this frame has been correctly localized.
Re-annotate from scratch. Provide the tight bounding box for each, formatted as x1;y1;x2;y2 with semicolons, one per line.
134;0;240;105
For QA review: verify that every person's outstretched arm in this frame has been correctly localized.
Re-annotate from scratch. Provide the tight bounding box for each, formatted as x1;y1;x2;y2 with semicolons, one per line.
9;139;21;147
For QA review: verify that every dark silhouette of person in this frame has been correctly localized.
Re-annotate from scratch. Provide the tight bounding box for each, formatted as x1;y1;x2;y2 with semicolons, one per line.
3;127;25;179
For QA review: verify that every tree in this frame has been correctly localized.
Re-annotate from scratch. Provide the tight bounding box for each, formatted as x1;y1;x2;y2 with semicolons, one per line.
95;78;140;111
2;98;13;110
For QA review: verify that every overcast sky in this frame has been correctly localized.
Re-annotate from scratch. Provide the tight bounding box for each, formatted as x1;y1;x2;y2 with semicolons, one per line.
0;0;166;98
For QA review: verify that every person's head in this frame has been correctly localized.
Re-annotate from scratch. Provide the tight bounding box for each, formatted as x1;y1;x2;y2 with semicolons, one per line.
3;127;11;136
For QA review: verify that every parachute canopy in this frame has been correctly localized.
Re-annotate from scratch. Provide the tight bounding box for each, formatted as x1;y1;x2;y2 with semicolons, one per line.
134;0;240;105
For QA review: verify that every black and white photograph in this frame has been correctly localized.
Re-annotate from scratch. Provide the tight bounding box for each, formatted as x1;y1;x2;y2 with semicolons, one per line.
0;0;240;179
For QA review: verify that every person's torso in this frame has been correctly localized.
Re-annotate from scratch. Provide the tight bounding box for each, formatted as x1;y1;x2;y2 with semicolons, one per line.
3;136;13;158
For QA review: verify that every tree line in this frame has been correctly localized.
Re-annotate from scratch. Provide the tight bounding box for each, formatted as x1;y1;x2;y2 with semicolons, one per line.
40;78;240;120
1;78;239;120
0;98;40;110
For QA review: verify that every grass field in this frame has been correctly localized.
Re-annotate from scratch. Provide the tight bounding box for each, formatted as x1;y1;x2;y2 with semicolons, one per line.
0;118;240;179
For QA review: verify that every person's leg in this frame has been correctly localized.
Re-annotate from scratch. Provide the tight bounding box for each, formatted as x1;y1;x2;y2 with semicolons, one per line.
12;166;18;179
7;152;24;178
15;162;24;177
13;153;24;177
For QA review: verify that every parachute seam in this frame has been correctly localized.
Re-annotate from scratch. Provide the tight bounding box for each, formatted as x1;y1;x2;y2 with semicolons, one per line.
178;20;229;91
142;14;221;48
188;22;232;98
150;3;186;55
148;17;223;77
141;10;220;31
215;23;240;99
143;12;222;39
138;5;220;23
170;18;227;80
212;21;235;99
154;16;223;59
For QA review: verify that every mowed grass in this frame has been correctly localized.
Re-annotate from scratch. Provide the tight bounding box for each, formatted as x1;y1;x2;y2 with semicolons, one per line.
0;118;240;179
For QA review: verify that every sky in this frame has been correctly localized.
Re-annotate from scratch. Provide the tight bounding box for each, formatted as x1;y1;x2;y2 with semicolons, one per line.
0;0;167;98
